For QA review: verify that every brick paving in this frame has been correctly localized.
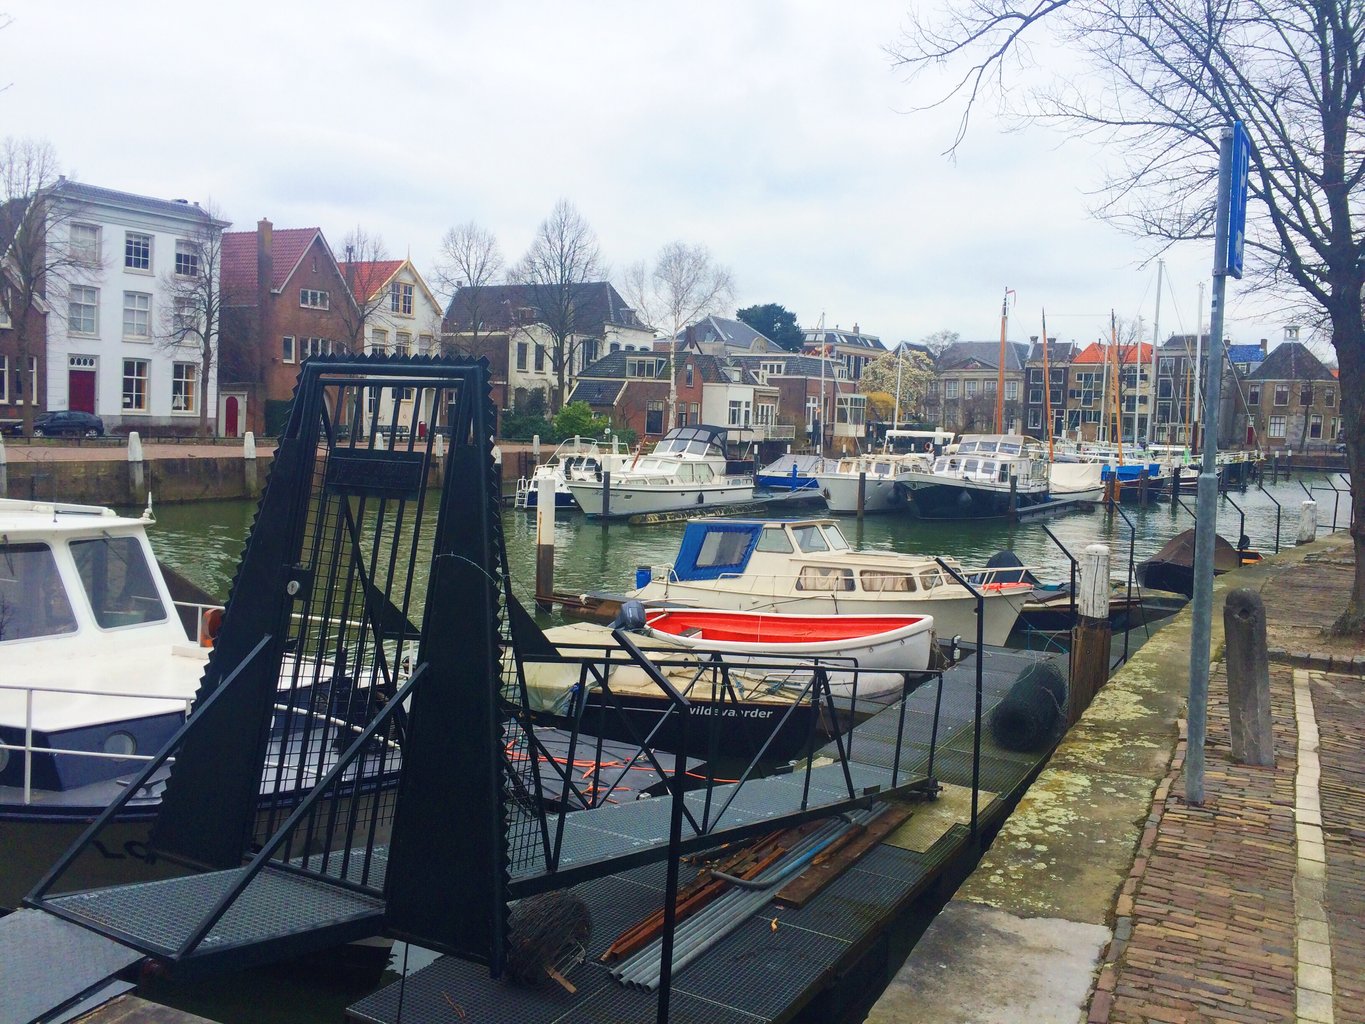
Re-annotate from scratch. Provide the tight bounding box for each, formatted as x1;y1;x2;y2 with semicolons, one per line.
1089;556;1365;1024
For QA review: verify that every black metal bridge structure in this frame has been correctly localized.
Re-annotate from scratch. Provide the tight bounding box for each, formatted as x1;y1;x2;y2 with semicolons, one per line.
5;356;970;1024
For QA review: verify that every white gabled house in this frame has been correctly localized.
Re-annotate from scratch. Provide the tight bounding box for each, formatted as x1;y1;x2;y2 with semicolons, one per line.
44;180;228;432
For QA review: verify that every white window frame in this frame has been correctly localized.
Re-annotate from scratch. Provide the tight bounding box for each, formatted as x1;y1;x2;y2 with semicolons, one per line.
174;239;200;278
71;223;101;264
300;288;330;310
396;331;412;356
69;285;99;335
371;328;389;355
282;336;296;364
1005;380;1019;402
171;362;198;413
390;281;414;316
122;358;150;412
1268;414;1287;439
122;291;152;340
124;231;152;272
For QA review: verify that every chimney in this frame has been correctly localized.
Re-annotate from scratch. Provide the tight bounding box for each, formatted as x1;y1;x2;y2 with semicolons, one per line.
852;322;859;335
1260;337;1268;354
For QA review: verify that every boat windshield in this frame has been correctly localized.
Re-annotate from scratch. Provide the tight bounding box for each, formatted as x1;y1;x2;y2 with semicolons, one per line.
976;440;998;453
756;527;794;553
999;441;1022;455
70;536;168;629
0;542;77;642
791;525;829;553
822;525;850;551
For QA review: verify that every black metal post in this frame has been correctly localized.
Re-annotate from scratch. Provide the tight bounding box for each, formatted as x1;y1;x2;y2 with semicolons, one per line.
934;557;984;842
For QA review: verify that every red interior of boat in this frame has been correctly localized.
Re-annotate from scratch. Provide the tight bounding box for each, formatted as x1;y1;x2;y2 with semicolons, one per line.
646;610;923;644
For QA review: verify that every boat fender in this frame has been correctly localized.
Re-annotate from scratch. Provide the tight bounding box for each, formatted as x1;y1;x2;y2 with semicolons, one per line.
609;600;648;631
988;660;1067;752
200;607;224;647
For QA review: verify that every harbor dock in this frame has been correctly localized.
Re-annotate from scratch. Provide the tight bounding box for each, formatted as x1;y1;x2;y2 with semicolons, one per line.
872;528;1365;1023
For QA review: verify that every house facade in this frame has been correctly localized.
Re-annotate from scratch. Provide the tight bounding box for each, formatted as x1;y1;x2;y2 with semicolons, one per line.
219;219;358;436
41;181;228;433
926;341;1028;434
1022;340;1076;441
728;351;861;452
1062;342;1154;443
801;322;886;382
444;281;654;412
1235;341;1338;451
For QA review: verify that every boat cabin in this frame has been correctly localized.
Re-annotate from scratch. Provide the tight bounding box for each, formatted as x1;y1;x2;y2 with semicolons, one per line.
932;434;1049;485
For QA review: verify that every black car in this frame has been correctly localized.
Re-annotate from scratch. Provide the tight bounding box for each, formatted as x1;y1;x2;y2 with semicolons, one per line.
32;410;105;438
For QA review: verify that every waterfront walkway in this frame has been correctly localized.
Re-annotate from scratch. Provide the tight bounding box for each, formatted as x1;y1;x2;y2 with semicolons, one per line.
872;531;1365;1024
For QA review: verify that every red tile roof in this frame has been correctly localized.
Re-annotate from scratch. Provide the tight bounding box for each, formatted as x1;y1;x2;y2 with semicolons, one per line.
338;259;404;302
221;227;323;297
1071;341;1154;365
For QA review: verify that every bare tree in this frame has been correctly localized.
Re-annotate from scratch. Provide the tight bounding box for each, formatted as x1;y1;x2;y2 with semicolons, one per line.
337;226;390;354
510;200;603;413
623;241;735;427
434;221;503;357
893;0;1365;628
156;200;229;436
919;329;960;361
0;138;100;434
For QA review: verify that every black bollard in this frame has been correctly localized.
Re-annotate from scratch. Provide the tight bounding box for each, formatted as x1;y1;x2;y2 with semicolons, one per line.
1223;589;1274;766
601;470;611;521
857;471;866;522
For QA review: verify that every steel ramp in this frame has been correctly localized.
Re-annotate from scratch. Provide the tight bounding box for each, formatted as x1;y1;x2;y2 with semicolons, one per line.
0;909;142;1024
38;864;384;977
507;759;928;896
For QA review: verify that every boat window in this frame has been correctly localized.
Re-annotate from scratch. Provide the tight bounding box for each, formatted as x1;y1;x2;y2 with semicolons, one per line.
822;526;849;551
755;528;794;553
977;440;998;453
958;441;978;453
792;525;829;552
874;462;892;476
963;459;979;474
861;570;916;593
796;566;854;591
983;461;996;475
0;543;78;641
697;530;754;568
695;464;714;482
999;465;1010;482
919;569;945;591
999;441;1021;455
70;536;168;629
675;464;694;483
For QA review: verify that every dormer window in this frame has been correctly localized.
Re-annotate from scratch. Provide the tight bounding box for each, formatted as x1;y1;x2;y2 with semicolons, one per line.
627;356;662;378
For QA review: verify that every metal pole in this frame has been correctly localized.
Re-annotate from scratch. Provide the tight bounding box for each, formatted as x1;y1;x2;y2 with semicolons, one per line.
1148;259;1163;445
1187;126;1235;807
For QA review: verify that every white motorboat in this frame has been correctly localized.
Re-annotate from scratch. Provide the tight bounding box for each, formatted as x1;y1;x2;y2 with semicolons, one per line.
566;424;754;518
815;452;928;513
628;516;1031;645
898;434;1052;518
513;436;614;511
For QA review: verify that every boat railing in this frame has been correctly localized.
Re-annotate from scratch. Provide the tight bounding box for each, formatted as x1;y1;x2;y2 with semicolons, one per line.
0;680;194;806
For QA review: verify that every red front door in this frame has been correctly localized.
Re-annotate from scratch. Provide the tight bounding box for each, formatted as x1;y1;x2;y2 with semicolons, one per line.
69;370;96;413
225;396;240;436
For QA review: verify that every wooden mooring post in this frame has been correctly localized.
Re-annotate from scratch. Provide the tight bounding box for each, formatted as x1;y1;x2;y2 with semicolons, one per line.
1223;588;1274;766
1067;543;1112;726
856;471;866;522
535;475;556;612
1138;467;1149;508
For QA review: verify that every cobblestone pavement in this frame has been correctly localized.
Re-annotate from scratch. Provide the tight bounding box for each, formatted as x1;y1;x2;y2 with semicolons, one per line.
1090;552;1365;1024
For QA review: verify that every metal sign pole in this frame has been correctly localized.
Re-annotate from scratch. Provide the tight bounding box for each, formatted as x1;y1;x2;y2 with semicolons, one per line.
1187;121;1248;805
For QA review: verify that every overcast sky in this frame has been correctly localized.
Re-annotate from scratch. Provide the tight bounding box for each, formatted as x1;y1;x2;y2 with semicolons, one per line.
2;1;1298;352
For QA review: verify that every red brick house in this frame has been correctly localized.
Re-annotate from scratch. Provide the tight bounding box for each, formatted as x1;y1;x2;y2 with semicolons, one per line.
218;219;358;435
0;196;49;432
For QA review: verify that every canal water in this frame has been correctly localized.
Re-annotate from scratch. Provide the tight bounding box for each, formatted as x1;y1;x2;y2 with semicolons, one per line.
144;471;1348;614
129;471;1346;1021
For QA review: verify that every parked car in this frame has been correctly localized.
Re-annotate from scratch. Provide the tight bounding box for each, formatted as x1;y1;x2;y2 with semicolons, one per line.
32;410;105;438
0;420;22;437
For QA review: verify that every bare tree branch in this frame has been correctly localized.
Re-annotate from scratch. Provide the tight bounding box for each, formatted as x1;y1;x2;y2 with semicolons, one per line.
337;226;391;353
434;221;503;356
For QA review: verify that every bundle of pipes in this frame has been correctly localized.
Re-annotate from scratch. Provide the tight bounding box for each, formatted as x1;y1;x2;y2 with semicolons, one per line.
610;803;889;991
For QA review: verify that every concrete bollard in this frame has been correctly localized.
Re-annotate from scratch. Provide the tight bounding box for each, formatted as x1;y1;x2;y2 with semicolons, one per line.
532;433;542;463
535;475;556;612
1067;543;1112;726
243;431;257;460
374;431;387;451
127;431;144;463
1296;500;1318;545
1223;589;1274;766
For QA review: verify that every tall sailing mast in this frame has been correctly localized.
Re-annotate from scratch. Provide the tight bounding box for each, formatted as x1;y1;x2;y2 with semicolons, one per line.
1147;260;1164;444
1041;309;1054;460
1110;310;1125;463
996;287;1013;432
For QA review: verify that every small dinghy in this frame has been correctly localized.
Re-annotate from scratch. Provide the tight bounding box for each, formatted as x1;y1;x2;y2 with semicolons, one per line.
643;608;934;689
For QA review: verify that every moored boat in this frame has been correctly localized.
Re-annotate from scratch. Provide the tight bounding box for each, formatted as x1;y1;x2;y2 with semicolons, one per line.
755;453;837;491
514;436;613;511
898;434;1052;518
628;517;1031;645
814;452;927;513
1135;528;1261;597
566;424;755;518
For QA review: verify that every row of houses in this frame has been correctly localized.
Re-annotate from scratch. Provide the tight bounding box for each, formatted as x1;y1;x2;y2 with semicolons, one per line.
930;328;1340;452
1;179;1338;453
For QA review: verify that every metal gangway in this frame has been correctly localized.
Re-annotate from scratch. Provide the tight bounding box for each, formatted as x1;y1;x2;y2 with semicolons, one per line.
6;356;942;1023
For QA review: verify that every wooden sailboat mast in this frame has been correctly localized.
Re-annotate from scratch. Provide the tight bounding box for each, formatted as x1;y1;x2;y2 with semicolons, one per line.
996;288;1010;433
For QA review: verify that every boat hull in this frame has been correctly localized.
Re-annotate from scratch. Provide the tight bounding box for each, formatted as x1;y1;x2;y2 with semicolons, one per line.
568;481;756;518
904;479;1051;519
817;475;904;513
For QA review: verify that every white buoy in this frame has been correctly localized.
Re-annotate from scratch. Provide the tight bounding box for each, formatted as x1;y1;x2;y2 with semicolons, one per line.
243;431;257;460
127;431;144;463
1296;499;1318;545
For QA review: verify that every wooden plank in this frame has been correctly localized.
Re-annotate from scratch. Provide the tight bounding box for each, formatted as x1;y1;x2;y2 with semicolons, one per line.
774;804;916;908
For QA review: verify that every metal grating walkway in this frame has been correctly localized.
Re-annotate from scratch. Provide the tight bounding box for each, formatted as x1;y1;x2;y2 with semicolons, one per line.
42;864;385;974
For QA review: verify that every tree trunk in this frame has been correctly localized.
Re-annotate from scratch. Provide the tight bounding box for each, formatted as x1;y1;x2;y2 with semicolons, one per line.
1331;302;1365;634
200;348;212;437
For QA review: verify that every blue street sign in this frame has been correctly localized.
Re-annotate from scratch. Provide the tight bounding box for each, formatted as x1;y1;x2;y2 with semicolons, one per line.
1226;120;1250;279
